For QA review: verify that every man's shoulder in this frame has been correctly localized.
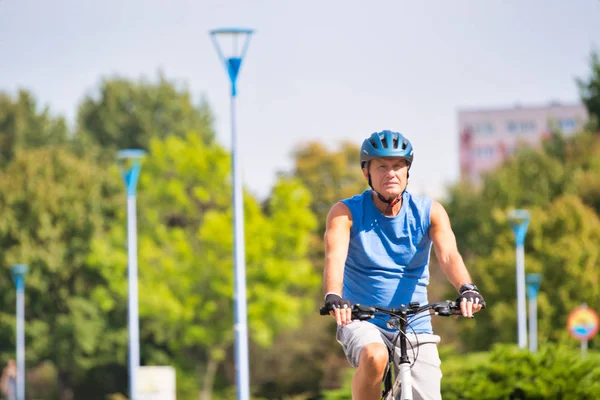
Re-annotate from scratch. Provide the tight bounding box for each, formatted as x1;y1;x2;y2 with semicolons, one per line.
405;191;434;207
341;190;369;205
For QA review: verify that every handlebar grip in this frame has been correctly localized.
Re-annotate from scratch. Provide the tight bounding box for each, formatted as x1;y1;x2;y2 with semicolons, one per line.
319;304;376;321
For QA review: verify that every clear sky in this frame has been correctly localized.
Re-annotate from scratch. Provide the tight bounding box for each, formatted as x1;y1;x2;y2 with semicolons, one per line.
1;0;599;200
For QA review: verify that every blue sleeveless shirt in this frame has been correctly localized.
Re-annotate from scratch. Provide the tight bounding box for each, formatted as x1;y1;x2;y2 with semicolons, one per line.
341;190;434;333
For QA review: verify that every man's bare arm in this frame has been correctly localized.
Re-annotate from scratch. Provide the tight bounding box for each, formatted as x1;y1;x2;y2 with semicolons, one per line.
430;200;471;291
430;201;486;317
323;202;352;296
323;201;353;326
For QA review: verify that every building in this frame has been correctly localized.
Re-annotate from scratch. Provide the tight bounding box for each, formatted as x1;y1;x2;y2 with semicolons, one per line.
458;102;588;185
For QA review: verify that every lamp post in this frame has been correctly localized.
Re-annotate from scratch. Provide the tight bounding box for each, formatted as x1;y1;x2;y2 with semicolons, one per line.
11;264;28;400
209;27;254;400
508;209;530;349
117;149;146;400
526;273;541;352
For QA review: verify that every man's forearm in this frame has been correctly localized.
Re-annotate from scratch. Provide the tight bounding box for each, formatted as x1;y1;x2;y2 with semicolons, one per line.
438;252;472;291
323;257;345;296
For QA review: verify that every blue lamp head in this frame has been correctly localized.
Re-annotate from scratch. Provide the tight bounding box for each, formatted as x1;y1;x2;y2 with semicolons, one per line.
117;149;147;196
10;264;28;290
508;209;530;245
209;27;255;96
117;149;147;160
526;273;542;298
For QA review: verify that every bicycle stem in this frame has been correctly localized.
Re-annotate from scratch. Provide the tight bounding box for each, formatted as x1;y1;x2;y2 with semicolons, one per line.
398;311;410;365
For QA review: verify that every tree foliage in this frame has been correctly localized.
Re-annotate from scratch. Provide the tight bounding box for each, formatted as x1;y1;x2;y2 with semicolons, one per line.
290;141;366;234
76;73;214;152
0;147;125;400
442;344;600;399
89;132;320;399
577;51;600;129
444;131;600;351
0;90;68;166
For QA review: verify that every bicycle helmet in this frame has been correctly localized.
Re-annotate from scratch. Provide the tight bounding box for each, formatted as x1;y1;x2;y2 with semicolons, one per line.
360;130;414;169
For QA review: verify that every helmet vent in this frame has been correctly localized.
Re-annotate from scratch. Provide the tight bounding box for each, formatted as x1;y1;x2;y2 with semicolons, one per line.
370;138;379;149
392;136;399;149
402;140;407;150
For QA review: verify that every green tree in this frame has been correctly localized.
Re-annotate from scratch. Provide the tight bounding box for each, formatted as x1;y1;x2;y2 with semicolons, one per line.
265;140;367;396
0;147;126;400
76;73;214;152
0;90;68;166
444;131;600;352
577;50;600;129
290;140;366;234
89;132;320;399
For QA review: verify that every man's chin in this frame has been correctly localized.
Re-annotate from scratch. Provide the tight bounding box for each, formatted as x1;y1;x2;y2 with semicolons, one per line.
378;189;402;199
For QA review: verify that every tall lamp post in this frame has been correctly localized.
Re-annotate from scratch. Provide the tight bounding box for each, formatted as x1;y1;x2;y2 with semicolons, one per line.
508;209;530;349
526;273;542;352
209;27;254;400
11;264;28;400
117;149;146;400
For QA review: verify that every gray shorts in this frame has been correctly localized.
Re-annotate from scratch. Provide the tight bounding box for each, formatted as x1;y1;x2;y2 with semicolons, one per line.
336;321;442;400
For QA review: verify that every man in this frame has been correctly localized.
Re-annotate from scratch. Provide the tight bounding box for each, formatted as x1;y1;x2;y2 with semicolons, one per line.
323;130;485;400
0;360;16;400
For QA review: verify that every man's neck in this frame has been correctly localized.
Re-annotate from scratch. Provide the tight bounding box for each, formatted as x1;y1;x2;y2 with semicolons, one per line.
371;191;402;216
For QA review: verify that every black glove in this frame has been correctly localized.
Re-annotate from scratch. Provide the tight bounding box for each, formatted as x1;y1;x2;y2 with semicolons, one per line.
458;284;486;308
324;293;352;312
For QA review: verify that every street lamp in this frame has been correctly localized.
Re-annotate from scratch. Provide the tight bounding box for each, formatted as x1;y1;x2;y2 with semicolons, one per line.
508;209;530;349
117;149;146;400
11;264;28;400
526;273;542;352
209;27;254;400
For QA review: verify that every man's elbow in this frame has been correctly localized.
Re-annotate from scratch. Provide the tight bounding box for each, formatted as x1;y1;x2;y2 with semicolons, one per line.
438;250;463;268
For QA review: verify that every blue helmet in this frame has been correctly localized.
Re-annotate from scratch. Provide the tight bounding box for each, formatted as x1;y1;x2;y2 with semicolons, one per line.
360;130;414;169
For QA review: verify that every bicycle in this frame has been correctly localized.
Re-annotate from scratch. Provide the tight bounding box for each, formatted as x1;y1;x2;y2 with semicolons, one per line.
320;300;477;400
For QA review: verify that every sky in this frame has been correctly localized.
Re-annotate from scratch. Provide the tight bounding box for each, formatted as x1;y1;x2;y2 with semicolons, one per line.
1;0;599;201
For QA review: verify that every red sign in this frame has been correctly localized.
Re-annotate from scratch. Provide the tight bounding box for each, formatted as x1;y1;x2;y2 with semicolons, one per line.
567;306;599;341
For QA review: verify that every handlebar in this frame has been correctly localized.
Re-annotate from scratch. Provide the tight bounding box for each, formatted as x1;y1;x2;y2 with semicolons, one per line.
319;300;463;320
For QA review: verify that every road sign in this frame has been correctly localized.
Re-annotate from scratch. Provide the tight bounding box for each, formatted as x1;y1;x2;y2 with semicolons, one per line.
137;366;176;400
567;305;599;341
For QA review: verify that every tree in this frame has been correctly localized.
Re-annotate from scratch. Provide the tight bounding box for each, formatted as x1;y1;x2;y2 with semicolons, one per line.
0;90;68;166
89;132;320;399
577;50;600;130
443;130;600;351
76;72;214;152
289;140;366;234
262;140;367;396
0;147;126;400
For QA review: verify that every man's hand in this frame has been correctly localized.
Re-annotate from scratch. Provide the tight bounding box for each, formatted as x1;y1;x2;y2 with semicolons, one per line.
458;284;486;318
325;293;353;327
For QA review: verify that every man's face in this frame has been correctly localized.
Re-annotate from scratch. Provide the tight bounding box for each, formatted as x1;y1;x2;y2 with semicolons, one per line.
362;157;409;198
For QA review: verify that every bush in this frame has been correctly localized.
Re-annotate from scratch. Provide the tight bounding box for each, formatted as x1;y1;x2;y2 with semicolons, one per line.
442;343;600;399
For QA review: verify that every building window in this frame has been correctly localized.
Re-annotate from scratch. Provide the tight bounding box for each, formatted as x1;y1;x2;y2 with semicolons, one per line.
507;120;536;133
474;147;494;158
520;121;536;132
558;118;577;133
474;122;494;135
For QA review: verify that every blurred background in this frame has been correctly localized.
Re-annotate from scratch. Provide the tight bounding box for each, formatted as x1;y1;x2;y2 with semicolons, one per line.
1;1;599;399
